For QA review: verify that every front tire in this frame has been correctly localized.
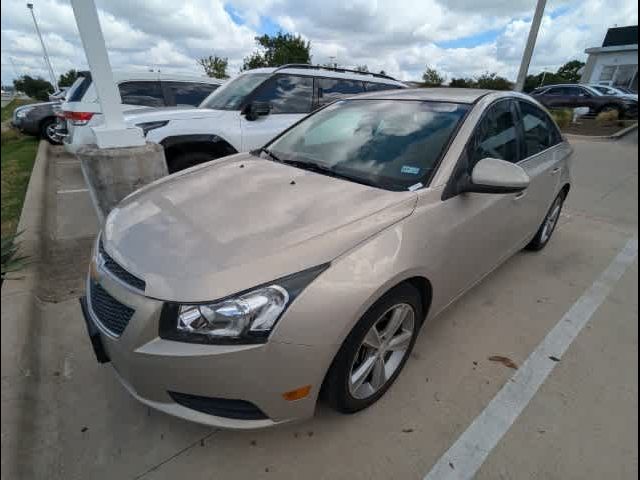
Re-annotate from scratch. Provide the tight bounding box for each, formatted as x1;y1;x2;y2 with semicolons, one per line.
526;191;566;251
323;283;422;413
40;118;61;145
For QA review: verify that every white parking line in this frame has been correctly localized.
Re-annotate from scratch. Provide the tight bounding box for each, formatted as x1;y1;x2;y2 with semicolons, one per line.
57;188;89;194
424;237;638;480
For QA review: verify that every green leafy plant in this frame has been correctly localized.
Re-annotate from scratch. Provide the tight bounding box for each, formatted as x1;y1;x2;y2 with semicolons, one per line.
1;232;29;280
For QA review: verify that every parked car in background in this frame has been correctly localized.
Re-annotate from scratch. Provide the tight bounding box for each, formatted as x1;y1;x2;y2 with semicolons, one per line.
60;71;223;153
81;89;572;428
121;65;407;173
12;101;64;144
588;84;638;101
530;84;638;118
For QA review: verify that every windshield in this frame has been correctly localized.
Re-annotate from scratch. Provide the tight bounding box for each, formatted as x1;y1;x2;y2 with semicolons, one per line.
199;73;270;110
266;99;470;191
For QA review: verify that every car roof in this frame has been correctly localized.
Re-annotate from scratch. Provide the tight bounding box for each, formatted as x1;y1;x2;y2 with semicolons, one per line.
105;70;223;84
244;66;405;87
343;87;497;104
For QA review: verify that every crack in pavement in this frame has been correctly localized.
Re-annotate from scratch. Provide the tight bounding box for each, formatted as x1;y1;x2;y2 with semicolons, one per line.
133;430;220;480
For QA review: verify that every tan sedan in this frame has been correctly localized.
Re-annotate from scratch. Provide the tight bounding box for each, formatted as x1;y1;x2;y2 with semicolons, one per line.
80;88;572;429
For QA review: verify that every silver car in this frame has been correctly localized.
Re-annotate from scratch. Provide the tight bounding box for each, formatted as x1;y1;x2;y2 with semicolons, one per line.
81;88;572;429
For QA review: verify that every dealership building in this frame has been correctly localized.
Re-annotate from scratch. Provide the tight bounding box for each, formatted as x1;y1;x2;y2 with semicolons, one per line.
581;25;638;92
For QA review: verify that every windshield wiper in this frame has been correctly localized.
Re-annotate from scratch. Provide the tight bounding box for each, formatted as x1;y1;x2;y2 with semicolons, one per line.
260;147;282;163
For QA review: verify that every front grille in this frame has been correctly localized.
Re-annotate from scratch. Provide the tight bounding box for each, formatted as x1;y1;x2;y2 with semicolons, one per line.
89;282;135;336
168;391;269;420
99;239;146;291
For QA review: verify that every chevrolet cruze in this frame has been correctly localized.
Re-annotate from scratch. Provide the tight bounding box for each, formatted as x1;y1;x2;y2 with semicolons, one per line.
81;88;572;429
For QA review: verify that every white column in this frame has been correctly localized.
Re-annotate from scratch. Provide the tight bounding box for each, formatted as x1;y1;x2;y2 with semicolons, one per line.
70;0;145;149
515;0;547;92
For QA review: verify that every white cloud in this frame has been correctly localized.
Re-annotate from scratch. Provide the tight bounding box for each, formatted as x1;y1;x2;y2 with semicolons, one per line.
1;0;637;86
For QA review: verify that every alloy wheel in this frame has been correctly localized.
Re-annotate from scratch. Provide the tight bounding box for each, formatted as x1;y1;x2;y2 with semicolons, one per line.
348;303;415;400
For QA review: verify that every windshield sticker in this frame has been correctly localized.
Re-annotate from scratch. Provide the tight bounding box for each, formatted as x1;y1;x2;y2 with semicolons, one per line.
401;166;421;175
408;182;423;191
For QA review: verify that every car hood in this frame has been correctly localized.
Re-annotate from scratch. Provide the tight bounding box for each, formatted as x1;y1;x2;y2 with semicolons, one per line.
103;154;417;302
124;106;229;126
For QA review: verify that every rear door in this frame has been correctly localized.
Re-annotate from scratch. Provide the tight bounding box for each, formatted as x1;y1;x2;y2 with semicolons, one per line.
514;100;565;239
240;74;314;150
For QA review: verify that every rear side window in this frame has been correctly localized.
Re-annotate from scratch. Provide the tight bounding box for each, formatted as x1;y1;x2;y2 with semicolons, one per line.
470;100;520;166
164;82;219;106
66;74;92;102
364;82;401;92
518;101;562;158
317;78;364;103
119;81;165;107
252;75;313;114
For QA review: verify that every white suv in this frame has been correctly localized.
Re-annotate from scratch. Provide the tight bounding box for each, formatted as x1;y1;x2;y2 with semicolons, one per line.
59;70;223;153
123;65;406;172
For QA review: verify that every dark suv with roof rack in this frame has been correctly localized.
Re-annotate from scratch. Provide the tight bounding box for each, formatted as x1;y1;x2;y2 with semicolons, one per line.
530;84;637;119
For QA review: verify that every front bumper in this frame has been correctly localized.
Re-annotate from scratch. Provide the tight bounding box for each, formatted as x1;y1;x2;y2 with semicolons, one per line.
80;256;331;429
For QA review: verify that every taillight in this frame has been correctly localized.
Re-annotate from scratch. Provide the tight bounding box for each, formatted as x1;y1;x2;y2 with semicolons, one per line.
62;111;95;125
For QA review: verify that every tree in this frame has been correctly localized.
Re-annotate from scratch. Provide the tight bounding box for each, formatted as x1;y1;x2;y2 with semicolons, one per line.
58;69;79;88
556;60;586;83
422;66;444;87
474;72;512;91
197;55;229;79
242;32;311;70
449;77;475;88
379;70;387;76
13;75;53;101
355;65;369;73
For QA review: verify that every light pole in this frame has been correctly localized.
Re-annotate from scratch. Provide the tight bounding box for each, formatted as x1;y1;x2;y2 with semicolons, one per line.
515;0;547;92
26;2;58;91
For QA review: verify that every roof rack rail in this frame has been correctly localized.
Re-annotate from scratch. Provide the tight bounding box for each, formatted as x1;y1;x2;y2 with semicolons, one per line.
272;64;399;82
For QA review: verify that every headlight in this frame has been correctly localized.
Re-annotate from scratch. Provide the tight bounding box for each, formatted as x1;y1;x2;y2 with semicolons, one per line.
16;108;34;118
136;120;169;136
159;264;329;344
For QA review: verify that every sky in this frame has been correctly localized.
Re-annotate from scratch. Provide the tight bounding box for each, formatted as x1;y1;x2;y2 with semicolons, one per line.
1;0;638;86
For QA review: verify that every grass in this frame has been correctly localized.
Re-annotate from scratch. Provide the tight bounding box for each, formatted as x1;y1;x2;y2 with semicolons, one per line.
1;98;39;237
1;98;35;123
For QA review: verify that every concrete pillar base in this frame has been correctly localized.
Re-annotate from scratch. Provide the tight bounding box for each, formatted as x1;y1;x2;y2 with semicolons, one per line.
78;142;167;223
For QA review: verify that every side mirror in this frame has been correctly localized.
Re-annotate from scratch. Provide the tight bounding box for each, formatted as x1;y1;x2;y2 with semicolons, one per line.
243;101;271;121
461;158;530;195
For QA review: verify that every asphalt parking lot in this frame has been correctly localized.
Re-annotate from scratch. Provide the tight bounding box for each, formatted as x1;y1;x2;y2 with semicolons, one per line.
2;132;637;480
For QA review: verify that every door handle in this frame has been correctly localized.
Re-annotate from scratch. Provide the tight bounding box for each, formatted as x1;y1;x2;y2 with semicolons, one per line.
551;167;562;175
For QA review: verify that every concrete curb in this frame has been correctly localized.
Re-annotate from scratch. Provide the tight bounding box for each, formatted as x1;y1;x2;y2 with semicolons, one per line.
1;140;49;480
564;122;638;141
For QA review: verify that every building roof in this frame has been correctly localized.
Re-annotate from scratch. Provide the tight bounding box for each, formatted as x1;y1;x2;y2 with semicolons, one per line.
603;25;638;47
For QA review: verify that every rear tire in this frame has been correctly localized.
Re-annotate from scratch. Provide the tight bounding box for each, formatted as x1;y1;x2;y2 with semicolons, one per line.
526;191;566;251
167;151;218;174
323;283;422;414
40;117;61;145
598;104;623;119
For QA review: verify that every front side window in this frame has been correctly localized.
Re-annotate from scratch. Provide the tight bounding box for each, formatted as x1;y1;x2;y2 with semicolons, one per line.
470;101;519;166
518;101;561;158
318;78;365;104
200;73;269;110
119;81;165;107
166;82;219;106
252;75;314;114
267;99;469;190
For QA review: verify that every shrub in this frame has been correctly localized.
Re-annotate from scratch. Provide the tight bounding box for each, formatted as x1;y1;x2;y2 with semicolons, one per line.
550;109;572;129
595;109;620;125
